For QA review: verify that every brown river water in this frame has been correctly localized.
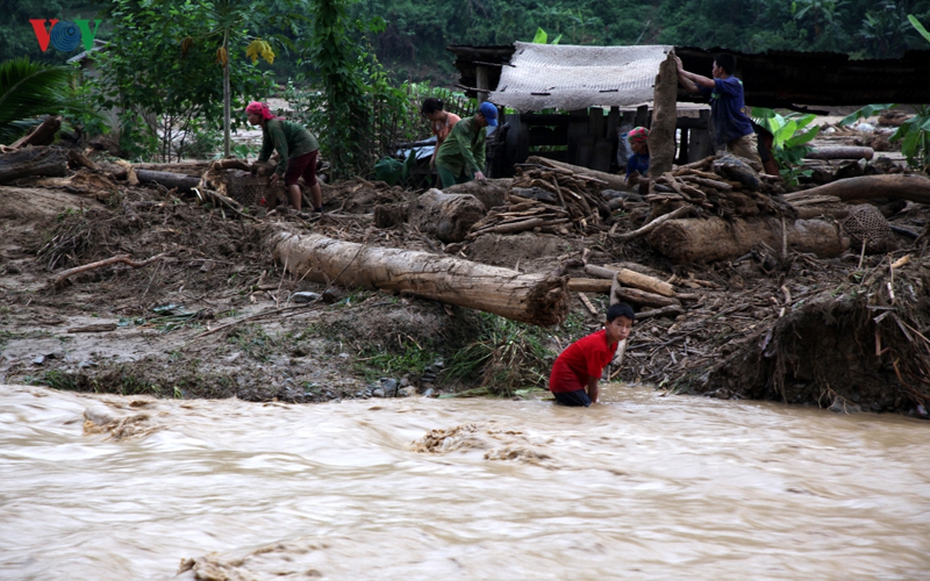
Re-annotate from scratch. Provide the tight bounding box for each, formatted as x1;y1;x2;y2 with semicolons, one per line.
2;383;929;580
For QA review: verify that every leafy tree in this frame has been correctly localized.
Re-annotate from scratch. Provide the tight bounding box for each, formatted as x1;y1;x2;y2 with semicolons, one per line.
96;0;273;161
0;56;97;143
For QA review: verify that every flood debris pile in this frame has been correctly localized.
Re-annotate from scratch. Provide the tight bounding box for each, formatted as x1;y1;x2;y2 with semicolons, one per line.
1;133;929;416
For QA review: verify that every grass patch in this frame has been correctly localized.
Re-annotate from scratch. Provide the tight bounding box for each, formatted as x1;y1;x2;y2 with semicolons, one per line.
444;313;554;397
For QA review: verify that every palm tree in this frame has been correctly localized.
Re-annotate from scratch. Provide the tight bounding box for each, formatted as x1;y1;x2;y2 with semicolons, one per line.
0;56;92;145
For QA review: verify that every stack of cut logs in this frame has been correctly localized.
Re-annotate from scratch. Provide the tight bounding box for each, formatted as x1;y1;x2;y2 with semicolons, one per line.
648;156;788;219
465;165;610;239
566;263;698;318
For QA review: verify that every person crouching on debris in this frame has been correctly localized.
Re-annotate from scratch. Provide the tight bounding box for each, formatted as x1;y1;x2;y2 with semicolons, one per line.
434;101;498;188
549;302;635;407
673;53;763;169
421;98;461;170
245;101;323;214
624;126;650;188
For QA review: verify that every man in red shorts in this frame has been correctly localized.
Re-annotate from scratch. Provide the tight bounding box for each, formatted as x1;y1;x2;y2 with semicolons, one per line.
549;302;635;407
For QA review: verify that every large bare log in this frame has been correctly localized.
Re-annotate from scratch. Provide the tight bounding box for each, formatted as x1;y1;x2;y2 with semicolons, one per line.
135;169;201;191
795;174;930;204
409;189;487;243
647;52;678;178
807;146;874;160
271;231;569;326
525;155;627;190
0;146;68;183
646;216;849;263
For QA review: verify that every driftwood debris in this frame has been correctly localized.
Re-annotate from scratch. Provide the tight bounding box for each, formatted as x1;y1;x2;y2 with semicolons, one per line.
566;278;613;293
4;116;62;150
409;189;486;243
0;146;69;184
52;252;169;287
444;178;512;210
271;231;570;326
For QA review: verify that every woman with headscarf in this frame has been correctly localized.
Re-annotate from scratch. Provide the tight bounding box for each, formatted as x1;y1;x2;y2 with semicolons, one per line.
245;101;322;213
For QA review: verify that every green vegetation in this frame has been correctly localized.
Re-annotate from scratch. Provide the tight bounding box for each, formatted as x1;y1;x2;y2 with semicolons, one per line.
752;107;820;185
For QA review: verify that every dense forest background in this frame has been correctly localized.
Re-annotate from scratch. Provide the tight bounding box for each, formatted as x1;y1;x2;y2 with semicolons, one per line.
7;0;930;86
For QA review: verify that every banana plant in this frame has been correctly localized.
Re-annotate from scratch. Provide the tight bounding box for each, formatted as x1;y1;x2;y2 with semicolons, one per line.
753;107;820;185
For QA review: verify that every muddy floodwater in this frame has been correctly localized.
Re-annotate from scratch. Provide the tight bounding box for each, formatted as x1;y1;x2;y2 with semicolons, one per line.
2;383;929;581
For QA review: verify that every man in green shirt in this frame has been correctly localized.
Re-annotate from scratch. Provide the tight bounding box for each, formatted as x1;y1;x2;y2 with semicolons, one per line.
246;101;322;213
434;101;498;188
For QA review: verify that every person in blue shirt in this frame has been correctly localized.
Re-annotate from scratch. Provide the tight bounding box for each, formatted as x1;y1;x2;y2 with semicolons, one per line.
674;53;762;169
624;126;650;189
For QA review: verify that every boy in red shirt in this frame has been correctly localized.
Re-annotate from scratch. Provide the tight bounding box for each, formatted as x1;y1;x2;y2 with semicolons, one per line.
549;303;635;407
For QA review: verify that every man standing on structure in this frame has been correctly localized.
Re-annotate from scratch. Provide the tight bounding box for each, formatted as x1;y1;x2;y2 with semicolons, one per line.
434;101;498;188
674;53;762;168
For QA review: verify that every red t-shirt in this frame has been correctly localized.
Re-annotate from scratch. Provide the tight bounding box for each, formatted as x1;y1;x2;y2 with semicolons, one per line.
549;329;618;393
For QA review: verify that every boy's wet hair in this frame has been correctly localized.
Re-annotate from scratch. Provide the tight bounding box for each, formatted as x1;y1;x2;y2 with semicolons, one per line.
606;302;635;323
714;53;736;75
421;98;444;115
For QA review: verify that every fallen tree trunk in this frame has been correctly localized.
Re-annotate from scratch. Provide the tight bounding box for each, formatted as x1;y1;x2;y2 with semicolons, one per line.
135;169;201;191
0;146;69;183
582;264;676;297
271;231;569;326
613;286;681;308
646;216;849;263
409;189;487;243
797;174;930;204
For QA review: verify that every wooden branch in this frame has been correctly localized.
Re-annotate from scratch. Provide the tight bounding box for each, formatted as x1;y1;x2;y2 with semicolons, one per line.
211;158;252;171
613;205;693;242
635;305;683;320
615;286;681;308
577;292;599;315
53;252;169;287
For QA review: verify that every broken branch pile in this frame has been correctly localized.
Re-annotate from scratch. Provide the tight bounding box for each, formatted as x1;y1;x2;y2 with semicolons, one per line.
464;162;610;239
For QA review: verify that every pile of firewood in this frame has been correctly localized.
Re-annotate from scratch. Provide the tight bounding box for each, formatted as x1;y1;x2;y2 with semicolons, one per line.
647;155;790;219
465;164;611;239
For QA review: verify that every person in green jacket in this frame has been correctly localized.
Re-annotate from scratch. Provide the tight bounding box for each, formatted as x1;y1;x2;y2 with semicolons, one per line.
434;101;498;188
246;101;322;213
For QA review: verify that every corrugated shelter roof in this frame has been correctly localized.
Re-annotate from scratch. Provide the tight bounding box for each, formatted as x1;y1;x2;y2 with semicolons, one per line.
489;42;673;112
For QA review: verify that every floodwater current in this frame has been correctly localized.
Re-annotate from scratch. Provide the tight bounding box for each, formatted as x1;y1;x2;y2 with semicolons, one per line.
2;383;929;580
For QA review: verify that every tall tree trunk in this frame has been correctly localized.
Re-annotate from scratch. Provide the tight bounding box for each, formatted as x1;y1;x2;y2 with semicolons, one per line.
271;231;570;326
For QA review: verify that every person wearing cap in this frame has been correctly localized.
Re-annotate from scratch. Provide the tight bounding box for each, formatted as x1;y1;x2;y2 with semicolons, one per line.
434;101;498;188
549;302;635;407
625;126;650;188
245;101;323;213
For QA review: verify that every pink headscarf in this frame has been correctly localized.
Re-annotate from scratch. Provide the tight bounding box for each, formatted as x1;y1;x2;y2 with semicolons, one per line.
245;101;275;120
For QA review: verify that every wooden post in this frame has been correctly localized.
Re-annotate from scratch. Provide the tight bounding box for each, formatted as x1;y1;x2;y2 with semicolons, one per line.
635;105;650;129
648;52;679;179
689;109;714;162
567;109;589;165
476;66;489;104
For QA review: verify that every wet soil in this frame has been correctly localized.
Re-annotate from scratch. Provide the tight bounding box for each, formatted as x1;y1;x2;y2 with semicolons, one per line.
2;125;930;417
